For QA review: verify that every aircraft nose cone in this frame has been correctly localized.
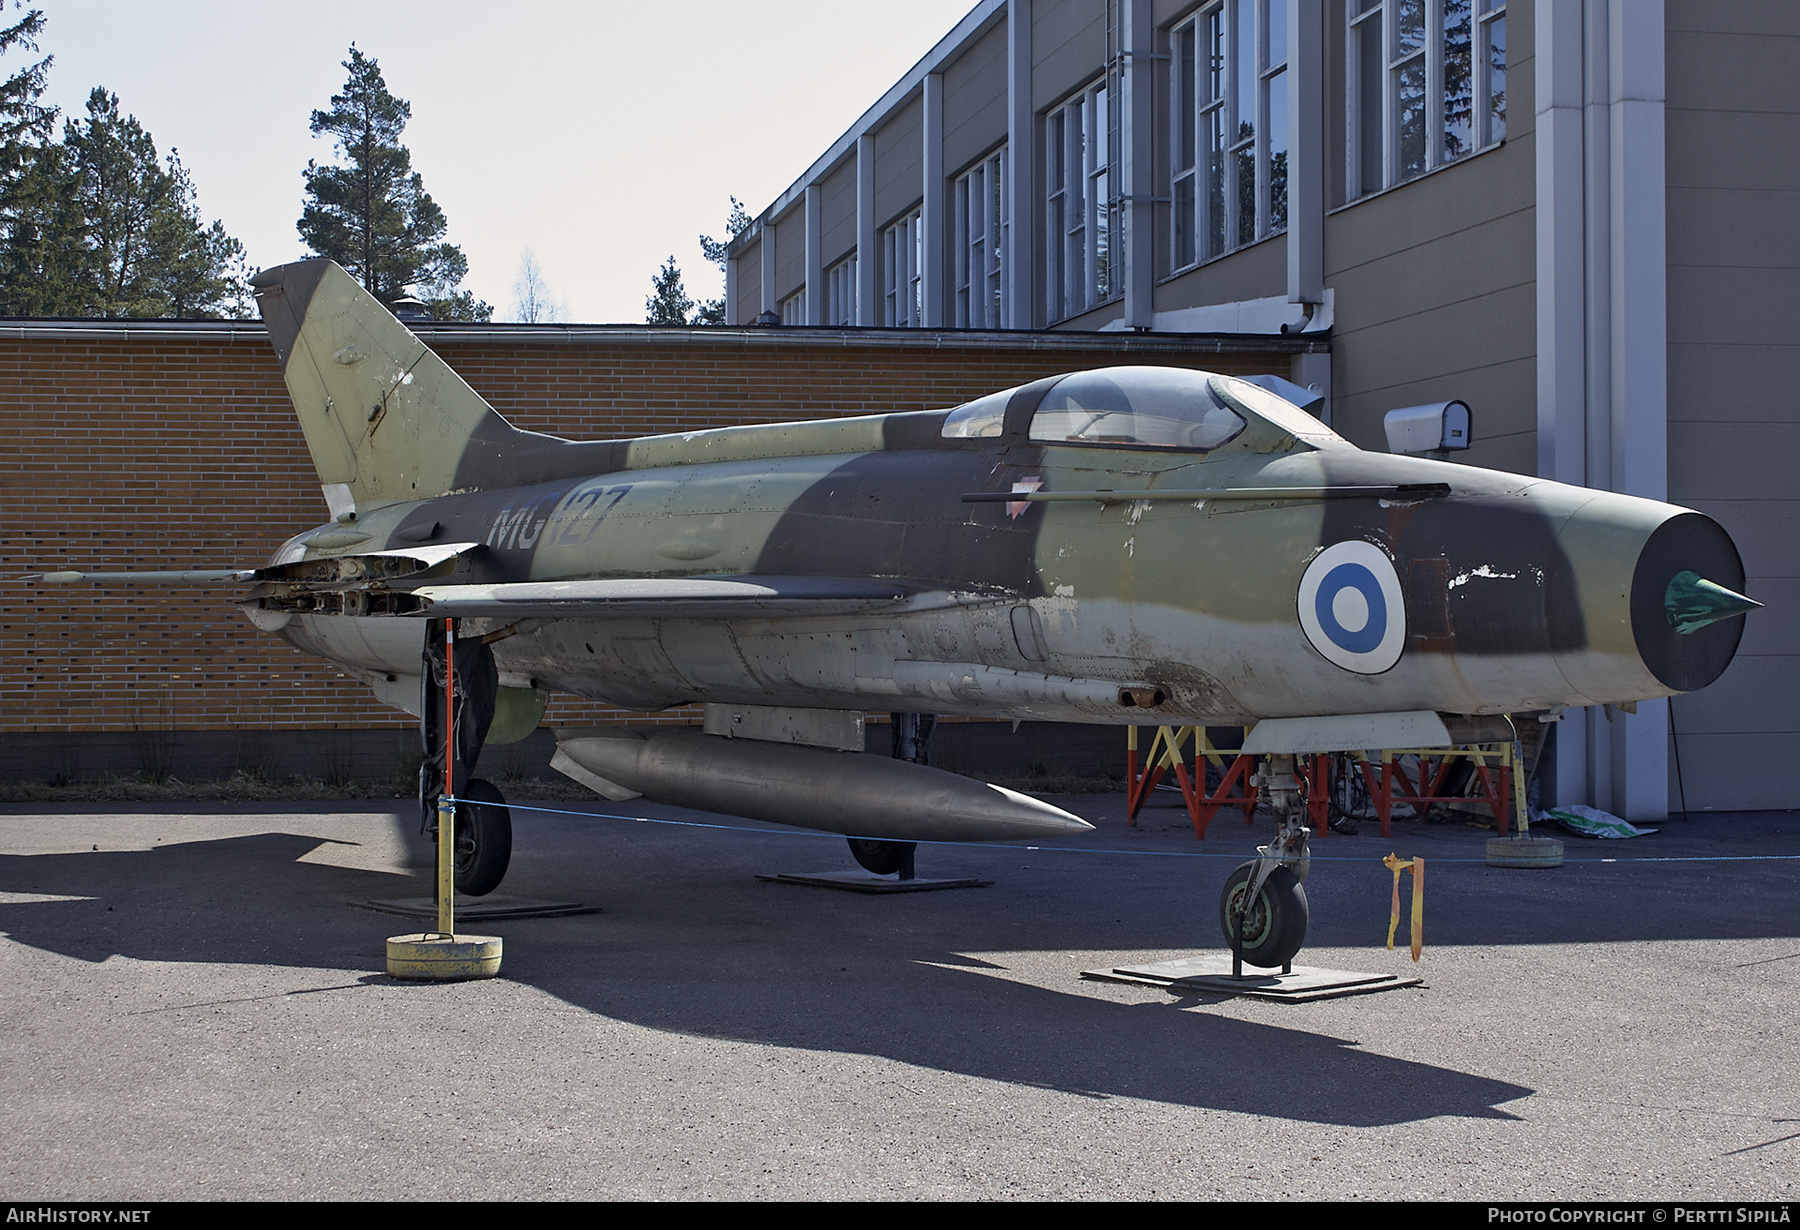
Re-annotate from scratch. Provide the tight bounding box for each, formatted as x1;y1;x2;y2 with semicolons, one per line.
1631;512;1752;692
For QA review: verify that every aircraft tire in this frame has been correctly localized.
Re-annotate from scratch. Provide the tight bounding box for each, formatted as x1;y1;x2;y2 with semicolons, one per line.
453;778;513;897
1218;861;1308;969
847;838;915;877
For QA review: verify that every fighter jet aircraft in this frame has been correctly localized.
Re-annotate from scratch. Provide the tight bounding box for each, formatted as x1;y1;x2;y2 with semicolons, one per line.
38;259;1759;969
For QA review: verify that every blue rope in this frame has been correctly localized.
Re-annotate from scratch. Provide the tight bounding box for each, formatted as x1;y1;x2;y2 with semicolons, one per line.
443;795;1800;866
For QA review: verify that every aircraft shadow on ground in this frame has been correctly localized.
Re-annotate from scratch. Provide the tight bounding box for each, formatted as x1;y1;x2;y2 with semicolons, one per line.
7;810;1800;1122
4;809;1797;1129
0;830;1540;1128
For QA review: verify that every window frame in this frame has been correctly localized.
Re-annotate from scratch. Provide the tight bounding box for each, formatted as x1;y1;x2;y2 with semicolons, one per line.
1346;0;1506;201
824;254;857;327
780;288;807;326
1168;0;1289;275
882;209;923;328
954;147;1008;330
1044;81;1118;325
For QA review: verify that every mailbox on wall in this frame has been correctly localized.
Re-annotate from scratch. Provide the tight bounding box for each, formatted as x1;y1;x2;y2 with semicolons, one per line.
1384;400;1472;456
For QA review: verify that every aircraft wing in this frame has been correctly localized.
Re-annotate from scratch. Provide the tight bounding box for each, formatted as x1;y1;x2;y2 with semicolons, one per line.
406;576;961;619
30;550;978;621
31;542;479;588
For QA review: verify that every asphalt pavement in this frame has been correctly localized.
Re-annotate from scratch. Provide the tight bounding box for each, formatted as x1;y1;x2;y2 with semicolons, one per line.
1;789;1796;1201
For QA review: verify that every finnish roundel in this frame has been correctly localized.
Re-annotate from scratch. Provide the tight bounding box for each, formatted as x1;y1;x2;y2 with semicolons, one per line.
1297;540;1406;674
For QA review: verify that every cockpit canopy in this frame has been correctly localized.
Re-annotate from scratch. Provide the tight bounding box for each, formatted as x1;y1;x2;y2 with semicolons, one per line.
1029;369;1246;450
941;365;1343;452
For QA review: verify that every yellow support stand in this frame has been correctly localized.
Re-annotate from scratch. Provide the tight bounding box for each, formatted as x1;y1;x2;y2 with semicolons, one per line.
1485;739;1564;868
386;619;504;980
386;797;504;980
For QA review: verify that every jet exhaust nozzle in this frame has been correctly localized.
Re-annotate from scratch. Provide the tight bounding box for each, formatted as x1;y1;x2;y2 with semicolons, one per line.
551;728;1094;843
1626;512;1756;694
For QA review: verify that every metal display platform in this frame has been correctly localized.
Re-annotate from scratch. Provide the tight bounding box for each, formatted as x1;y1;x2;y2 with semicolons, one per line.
1083;954;1421;1002
359;894;600;921
755;870;993;894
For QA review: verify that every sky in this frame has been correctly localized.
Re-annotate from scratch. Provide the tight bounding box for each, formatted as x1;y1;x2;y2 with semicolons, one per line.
27;0;976;323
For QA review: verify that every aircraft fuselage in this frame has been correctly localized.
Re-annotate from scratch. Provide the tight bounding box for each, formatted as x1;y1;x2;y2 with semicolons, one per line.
274;385;1746;731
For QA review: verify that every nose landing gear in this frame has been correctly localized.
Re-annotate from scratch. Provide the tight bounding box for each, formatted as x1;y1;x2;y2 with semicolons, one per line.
1224;753;1313;971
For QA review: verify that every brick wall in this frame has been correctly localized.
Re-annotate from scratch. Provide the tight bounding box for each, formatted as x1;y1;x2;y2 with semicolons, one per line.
0;322;1316;758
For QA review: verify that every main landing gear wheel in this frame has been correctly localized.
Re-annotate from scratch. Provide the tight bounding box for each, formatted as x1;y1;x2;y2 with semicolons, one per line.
446;777;513;897
1219;860;1309;969
847;838;916;878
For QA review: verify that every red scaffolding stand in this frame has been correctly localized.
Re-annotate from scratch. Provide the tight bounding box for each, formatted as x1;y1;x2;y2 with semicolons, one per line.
1127;728;1527;841
1125;726;1267;839
1352;743;1524;837
1296;753;1333;833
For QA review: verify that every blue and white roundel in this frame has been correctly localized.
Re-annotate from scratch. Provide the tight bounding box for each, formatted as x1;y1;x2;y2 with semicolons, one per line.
1297;540;1406;674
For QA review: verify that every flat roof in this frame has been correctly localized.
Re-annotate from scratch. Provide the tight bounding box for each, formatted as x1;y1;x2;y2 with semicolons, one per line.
727;0;1006;252
0;318;1327;353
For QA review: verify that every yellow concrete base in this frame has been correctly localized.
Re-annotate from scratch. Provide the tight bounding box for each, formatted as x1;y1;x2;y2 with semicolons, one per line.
1486;835;1565;869
385;933;504;980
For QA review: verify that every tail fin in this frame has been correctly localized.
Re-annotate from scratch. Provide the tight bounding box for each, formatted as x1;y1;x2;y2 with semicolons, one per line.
251;259;526;521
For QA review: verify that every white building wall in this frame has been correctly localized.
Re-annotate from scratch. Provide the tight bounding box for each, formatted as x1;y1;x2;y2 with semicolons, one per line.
1659;0;1800;811
1537;0;1670;821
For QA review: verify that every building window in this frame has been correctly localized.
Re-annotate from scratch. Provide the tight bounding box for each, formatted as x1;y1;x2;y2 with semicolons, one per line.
780;289;807;326
824;255;856;326
1045;82;1118;323
954;149;1007;329
1348;0;1505;199
1170;0;1288;272
882;209;923;327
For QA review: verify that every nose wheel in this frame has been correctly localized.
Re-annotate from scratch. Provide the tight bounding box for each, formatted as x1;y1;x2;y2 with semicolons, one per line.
1223;753;1313;971
1219;860;1309;969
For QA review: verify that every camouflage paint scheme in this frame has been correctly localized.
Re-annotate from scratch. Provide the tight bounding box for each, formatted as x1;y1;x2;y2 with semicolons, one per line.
248;259;1748;737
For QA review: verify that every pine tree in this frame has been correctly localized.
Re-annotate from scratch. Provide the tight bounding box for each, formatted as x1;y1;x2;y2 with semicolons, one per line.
2;87;249;317
0;141;84;315
692;196;751;325
298;45;490;320
61;90;249;317
0;3;69;314
152;151;253;317
0;4;50;177
0;13;249;318
645;255;693;325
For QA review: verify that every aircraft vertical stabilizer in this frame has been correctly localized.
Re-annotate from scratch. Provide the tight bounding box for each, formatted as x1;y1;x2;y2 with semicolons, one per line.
250;258;530;521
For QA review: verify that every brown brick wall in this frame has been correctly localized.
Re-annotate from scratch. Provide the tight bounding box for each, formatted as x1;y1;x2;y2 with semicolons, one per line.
0;324;1311;737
